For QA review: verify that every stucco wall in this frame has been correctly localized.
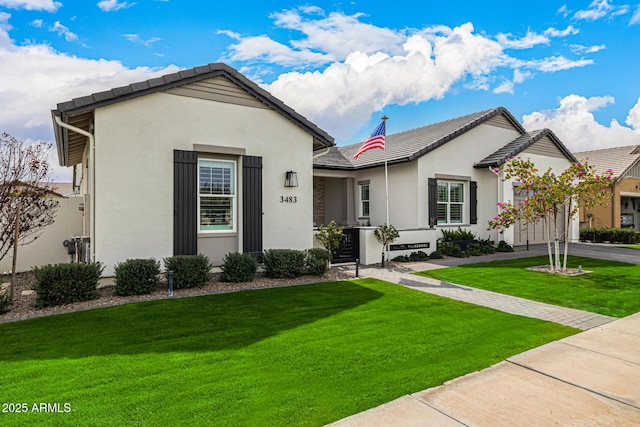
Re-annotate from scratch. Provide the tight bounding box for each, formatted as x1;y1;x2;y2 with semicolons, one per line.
0;197;84;273
416;123;520;241
93;92;314;275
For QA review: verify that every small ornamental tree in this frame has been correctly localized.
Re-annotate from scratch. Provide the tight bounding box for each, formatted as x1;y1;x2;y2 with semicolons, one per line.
315;220;344;252
488;158;613;273
374;223;400;267
1;132;59;300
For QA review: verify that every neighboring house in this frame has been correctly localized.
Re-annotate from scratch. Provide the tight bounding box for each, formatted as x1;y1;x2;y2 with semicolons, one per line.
574;145;640;230
313;107;578;264
0;182;83;273
52;63;334;276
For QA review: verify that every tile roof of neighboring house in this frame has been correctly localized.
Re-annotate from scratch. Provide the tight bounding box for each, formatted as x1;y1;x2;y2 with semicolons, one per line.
314;107;574;171
53;63;334;166
475;128;576;168
574;145;640;178
52;182;75;196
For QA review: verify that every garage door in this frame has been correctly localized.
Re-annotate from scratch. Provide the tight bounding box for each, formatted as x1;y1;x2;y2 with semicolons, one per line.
513;190;564;246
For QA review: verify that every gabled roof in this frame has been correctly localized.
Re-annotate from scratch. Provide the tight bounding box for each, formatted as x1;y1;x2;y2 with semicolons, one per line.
314;107;526;170
53;62;334;166
574;145;640;179
474;128;576;168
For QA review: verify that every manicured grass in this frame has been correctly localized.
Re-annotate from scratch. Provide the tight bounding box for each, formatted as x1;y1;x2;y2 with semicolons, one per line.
416;256;640;317
623;245;640;250
0;279;576;426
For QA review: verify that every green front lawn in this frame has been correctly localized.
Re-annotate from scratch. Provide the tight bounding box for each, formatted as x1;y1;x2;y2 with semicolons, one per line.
0;279;575;426
623;245;640;250
416;256;640;317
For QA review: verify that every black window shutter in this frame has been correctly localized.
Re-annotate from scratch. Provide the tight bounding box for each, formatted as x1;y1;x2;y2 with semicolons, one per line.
428;178;438;227
173;150;197;255
242;155;263;257
470;181;478;225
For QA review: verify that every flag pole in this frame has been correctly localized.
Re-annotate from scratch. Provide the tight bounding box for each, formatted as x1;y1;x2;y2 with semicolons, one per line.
382;115;389;227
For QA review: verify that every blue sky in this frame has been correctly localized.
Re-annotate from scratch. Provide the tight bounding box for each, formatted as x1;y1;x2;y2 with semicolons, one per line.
1;0;639;180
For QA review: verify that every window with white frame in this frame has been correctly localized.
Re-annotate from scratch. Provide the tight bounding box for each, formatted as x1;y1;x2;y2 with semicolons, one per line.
437;181;464;225
360;184;370;217
198;159;236;232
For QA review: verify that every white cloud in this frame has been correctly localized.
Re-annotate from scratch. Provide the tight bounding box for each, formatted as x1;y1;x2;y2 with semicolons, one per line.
521;56;593;72
570;43;606;54
264;23;504;137
0;13;179;179
522;94;640;152
97;0;136;12
123;33;161;47
493;80;514;94
544;25;580;37
573;0;628;20
220;32;330;67
49;21;78;42
513;69;533;83
496;30;549;49
0;0;60;12
30;19;43;28
626;97;640;130
631;5;640;24
558;4;571;18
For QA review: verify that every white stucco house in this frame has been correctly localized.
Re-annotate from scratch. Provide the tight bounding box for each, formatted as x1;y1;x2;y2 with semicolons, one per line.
313;107;579;264
52;63;334;275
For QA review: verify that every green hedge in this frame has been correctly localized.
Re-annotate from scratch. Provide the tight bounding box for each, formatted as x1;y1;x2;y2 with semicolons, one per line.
163;254;213;289
114;258;161;296
33;262;104;308
264;249;305;278
305;248;332;276
221;253;258;283
579;227;640;244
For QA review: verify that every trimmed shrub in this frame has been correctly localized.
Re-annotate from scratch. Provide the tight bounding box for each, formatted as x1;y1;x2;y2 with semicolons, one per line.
429;250;443;259
438;241;465;258
0;291;10;314
580;227;639;244
305;248;332;276
495;241;514;252
221;253;258;283
408;250;430;262
394;251;431;262
467;243;484;257
263;249;305;278
163;254;213;289
114;258;161;296
33;262;103;308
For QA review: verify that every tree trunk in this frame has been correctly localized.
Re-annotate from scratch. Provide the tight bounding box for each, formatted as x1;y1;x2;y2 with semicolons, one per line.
544;216;553;270
562;198;572;271
10;198;21;301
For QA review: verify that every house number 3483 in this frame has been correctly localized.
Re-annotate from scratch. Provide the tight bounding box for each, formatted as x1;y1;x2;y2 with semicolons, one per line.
280;196;297;203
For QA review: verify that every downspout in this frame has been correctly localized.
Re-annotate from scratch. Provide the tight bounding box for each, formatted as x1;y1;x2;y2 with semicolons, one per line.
489;166;502;242
54;115;95;263
313;147;331;159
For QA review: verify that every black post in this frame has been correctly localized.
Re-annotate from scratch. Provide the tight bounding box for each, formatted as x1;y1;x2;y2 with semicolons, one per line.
168;270;174;297
355;259;360;277
381;252;385;268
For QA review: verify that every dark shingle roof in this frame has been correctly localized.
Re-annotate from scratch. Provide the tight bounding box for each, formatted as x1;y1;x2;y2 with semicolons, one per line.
53;62;334;149
314;107;525;170
474;128;576;168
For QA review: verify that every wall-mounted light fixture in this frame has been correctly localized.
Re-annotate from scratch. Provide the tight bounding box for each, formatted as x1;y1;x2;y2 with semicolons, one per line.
284;171;298;187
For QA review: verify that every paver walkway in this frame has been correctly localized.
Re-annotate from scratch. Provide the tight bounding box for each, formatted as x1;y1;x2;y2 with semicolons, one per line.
357;264;616;330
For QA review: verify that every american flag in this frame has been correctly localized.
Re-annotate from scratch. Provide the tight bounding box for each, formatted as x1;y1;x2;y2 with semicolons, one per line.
353;120;385;160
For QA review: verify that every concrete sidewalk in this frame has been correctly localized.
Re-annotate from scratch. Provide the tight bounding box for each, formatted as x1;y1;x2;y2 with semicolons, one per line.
356;264;615;330
327;246;639;426
328;312;640;426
